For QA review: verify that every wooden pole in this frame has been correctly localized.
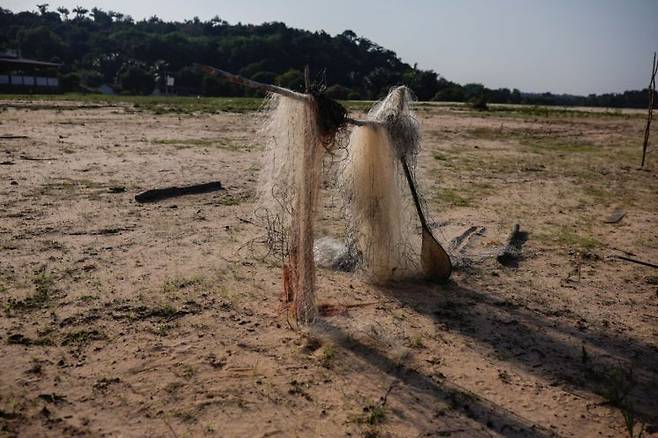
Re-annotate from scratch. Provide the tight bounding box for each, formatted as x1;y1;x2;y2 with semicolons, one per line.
303;65;311;93
198;64;310;102
196;64;378;128
641;52;657;168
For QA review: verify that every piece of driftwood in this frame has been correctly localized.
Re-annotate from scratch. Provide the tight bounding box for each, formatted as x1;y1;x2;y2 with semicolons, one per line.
603;208;625;224
497;224;528;266
449;225;484;251
20;155;57;161
135;181;223;203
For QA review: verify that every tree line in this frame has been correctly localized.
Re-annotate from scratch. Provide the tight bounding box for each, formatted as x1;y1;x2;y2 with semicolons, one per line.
0;6;655;108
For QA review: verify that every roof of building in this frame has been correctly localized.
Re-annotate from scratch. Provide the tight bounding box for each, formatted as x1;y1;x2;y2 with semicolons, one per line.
0;57;63;68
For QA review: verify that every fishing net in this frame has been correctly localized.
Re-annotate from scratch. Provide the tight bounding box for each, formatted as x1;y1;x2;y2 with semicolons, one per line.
256;93;348;325
337;86;425;281
255;85;452;324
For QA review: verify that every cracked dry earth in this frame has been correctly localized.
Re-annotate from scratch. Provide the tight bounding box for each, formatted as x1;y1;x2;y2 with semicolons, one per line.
0;99;657;437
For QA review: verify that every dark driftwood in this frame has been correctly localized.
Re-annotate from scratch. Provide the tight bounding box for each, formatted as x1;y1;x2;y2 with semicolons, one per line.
20;155;57;161
497;224;528;266
135;181;223;203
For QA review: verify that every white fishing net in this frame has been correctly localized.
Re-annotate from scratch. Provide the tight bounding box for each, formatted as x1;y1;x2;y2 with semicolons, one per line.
337;86;425;281
256;94;325;324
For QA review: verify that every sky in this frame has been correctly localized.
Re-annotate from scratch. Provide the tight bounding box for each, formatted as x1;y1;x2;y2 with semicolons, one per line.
4;0;658;95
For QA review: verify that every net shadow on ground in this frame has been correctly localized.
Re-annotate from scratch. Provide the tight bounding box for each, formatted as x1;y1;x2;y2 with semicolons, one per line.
319;319;556;437
373;280;658;428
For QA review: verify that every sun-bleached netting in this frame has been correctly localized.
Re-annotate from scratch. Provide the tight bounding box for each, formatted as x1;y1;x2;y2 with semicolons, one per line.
256;95;324;324
337;86;425;281
256;92;348;324
255;86;451;324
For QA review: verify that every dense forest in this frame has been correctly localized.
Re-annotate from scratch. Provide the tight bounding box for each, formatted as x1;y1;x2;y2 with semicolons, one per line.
0;6;655;108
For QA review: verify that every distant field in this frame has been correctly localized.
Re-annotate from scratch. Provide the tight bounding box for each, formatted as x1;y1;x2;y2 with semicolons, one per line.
0;93;648;119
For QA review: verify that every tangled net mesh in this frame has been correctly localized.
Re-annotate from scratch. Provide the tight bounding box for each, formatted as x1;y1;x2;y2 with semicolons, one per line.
337;86;426;281
255;85;455;323
256;93;348;324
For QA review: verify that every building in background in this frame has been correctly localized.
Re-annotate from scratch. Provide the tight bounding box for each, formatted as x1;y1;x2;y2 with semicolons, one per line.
0;50;62;93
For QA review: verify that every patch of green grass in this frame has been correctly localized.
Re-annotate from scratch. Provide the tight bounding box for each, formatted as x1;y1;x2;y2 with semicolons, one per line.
151;138;248;151
536;228;601;250
524;137;597;154
61;329;106;346
1;94;265;114
319;344;336;368
435;188;470;207
18;273;55;309
432;152;450;161
217;194;243;206
582;185;614;203
162;275;205;295
153;304;178;319
364;405;386;425
153;322;177;336
4;272;59;314
410;336;425;349
469;104;642;120
465;126;598;154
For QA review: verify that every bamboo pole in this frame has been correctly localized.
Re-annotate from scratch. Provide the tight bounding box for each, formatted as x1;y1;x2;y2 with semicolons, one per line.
641;52;657;168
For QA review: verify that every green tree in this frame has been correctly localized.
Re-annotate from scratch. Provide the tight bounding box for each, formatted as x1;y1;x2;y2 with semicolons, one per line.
276;69;304;91
56;6;69;20
118;64;155;95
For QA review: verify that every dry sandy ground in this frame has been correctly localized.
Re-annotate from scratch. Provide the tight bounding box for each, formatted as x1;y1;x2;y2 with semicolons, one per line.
0;99;657;438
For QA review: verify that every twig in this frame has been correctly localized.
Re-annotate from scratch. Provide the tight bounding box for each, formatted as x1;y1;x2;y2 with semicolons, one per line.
379;379;399;408
0;135;28;139
162;418;178;438
611;255;658;269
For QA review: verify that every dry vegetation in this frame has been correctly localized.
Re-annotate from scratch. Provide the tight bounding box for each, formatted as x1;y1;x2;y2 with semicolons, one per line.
0;97;656;437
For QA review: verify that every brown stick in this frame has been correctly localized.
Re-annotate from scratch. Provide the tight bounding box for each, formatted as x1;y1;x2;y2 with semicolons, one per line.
198;64;310;102
197;64;378;128
641;52;657;168
304;65;311;93
612;255;658;269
